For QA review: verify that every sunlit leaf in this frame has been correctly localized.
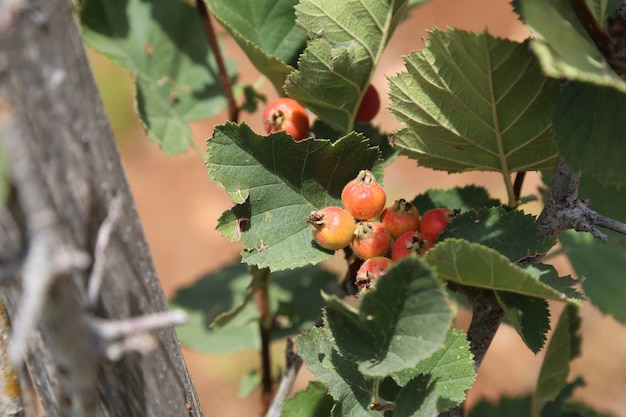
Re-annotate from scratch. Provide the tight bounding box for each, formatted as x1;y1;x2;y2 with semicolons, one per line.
81;0;232;154
324;258;453;377
205;0;306;93
285;0;409;133
389;29;559;174
424;239;583;304
207;122;381;270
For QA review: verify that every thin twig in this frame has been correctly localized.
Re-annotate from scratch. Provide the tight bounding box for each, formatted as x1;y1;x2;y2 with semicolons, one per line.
86;194;123;308
264;338;303;417
196;0;239;122
251;266;273;415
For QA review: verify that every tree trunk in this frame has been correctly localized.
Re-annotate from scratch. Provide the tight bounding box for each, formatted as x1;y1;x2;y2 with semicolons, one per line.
0;0;204;416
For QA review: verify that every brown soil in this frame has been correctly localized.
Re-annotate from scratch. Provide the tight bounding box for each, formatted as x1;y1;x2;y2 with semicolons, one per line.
112;1;626;416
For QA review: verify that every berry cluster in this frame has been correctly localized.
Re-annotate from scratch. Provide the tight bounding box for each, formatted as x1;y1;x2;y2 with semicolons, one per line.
306;170;458;294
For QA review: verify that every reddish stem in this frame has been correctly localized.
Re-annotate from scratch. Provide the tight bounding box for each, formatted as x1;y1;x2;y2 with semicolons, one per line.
196;0;239;122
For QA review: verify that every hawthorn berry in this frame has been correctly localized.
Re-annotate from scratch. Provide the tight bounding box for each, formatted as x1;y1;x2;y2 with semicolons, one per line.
356;256;394;293
352;221;392;259
341;170;386;220
391;231;433;261
306;206;355;250
355;84;381;122
419;208;457;242
380;198;420;239
263;97;310;142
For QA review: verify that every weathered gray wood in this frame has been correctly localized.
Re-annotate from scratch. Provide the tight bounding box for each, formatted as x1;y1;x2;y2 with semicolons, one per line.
0;0;204;416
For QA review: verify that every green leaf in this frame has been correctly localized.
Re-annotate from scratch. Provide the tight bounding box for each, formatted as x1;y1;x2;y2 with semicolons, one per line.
238;370;261;398
532;305;581;417
295;326;379;417
395;329;476;412
388;28;559;174
169;263;337;354
285;0;409;133
495;291;551;353
412;185;501;214
520;0;626;93
440;206;557;262
561;400;617;417
541;377;585;417
324;258;453;377
206;122;381;271
424;239;583;304
393;374;439;417
282;381;335;417
81;0;232;154
554;82;626;187
560;230;626;323
205;0;306;93
468;396;532;417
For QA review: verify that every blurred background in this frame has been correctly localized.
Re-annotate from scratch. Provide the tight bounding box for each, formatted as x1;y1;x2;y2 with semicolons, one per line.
87;0;626;415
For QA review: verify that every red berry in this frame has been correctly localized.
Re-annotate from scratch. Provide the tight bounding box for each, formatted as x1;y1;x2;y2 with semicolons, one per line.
419;208;457;242
341;170;386;220
306;206;355;250
352;221;392;259
391;231;433;261
355;84;381;122
356;256;394;293
380;199;420;239
263;98;310;142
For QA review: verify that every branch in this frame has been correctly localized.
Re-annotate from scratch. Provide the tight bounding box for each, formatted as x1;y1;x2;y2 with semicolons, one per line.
536;156;626;242
196;0;239;122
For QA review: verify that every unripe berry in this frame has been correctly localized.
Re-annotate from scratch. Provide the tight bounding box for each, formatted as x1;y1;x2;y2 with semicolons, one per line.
356;256;394;293
341;170;386;220
380;199;420;239
352;221;392;259
419;208;458;242
391;231;433;261
306;206;355;250
263;98;310;142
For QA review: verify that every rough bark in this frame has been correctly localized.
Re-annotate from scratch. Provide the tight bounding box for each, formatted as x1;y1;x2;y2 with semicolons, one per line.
0;0;204;416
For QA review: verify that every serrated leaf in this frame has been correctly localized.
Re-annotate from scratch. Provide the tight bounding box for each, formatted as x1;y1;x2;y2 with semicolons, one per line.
295;327;379;417
468;396;532;417
395;329;476;412
495;291;550;353
412;185;501;214
393;374;438;417
554;82;626;187
388;28;559;175
205;0;306;93
282;381;334;417
440;206;557;262
206;122;381;271
424;239;583;304
324;258;453;377
285;0;409;133
520;0;626;93
169;263;337;354
81;0;231;154
532;305;581;417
